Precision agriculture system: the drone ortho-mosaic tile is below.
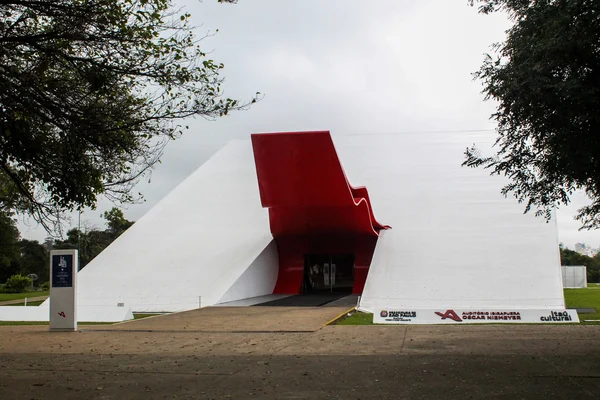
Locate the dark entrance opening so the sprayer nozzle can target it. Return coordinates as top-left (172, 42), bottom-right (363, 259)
top-left (302, 254), bottom-right (355, 294)
top-left (254, 253), bottom-right (357, 307)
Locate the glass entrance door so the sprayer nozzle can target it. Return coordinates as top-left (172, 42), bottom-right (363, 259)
top-left (303, 254), bottom-right (354, 293)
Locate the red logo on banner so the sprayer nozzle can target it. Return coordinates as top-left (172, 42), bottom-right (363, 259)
top-left (435, 310), bottom-right (462, 322)
top-left (58, 312), bottom-right (66, 318)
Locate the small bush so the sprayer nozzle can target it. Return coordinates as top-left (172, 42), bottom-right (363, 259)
top-left (40, 282), bottom-right (50, 290)
top-left (4, 274), bottom-right (33, 293)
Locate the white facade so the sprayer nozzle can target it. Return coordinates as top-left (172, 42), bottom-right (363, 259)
top-left (350, 133), bottom-right (564, 312)
top-left (73, 132), bottom-right (565, 313)
top-left (0, 304), bottom-right (133, 322)
top-left (76, 140), bottom-right (276, 312)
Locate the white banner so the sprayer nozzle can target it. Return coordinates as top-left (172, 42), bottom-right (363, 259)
top-left (373, 309), bottom-right (580, 324)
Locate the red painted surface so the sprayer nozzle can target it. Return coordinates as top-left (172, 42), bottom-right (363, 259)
top-left (251, 131), bottom-right (390, 294)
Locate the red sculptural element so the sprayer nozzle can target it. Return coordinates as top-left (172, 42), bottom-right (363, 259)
top-left (251, 131), bottom-right (390, 294)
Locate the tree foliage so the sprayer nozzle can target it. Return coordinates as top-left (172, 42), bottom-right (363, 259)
top-left (3, 274), bottom-right (33, 293)
top-left (560, 247), bottom-right (600, 283)
top-left (0, 206), bottom-right (132, 280)
top-left (0, 212), bottom-right (49, 283)
top-left (17, 239), bottom-right (49, 283)
top-left (54, 227), bottom-right (112, 268)
top-left (54, 207), bottom-right (134, 268)
top-left (465, 0), bottom-right (600, 228)
top-left (0, 0), bottom-right (257, 233)
top-left (102, 207), bottom-right (134, 236)
top-left (0, 212), bottom-right (20, 282)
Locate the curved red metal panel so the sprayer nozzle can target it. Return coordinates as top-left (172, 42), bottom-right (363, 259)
top-left (251, 131), bottom-right (390, 294)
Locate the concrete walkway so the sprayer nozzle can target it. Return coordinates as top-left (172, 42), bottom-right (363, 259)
top-left (1, 309), bottom-right (599, 399)
top-left (104, 306), bottom-right (351, 332)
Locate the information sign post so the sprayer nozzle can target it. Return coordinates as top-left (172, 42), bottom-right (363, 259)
top-left (49, 249), bottom-right (78, 331)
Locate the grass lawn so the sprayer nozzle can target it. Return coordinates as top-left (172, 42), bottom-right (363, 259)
top-left (564, 287), bottom-right (600, 321)
top-left (336, 311), bottom-right (373, 325)
top-left (336, 288), bottom-right (600, 325)
top-left (133, 313), bottom-right (163, 319)
top-left (0, 321), bottom-right (50, 326)
top-left (0, 291), bottom-right (49, 302)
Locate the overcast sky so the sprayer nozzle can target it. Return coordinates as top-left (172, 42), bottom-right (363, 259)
top-left (17, 0), bottom-right (600, 249)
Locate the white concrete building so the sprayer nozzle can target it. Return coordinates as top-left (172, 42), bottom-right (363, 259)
top-left (72, 131), bottom-right (567, 319)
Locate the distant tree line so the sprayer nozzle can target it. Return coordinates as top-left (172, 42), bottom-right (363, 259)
top-left (53, 208), bottom-right (133, 268)
top-left (560, 246), bottom-right (600, 283)
top-left (1, 207), bottom-right (597, 291)
top-left (0, 208), bottom-right (133, 292)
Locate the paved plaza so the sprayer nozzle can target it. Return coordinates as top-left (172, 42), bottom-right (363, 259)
top-left (1, 307), bottom-right (599, 399)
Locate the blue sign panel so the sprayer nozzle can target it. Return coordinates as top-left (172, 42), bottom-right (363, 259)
top-left (52, 254), bottom-right (73, 288)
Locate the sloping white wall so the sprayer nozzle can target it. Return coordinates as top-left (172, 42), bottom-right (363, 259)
top-left (76, 140), bottom-right (273, 312)
top-left (217, 239), bottom-right (279, 304)
top-left (331, 132), bottom-right (565, 312)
